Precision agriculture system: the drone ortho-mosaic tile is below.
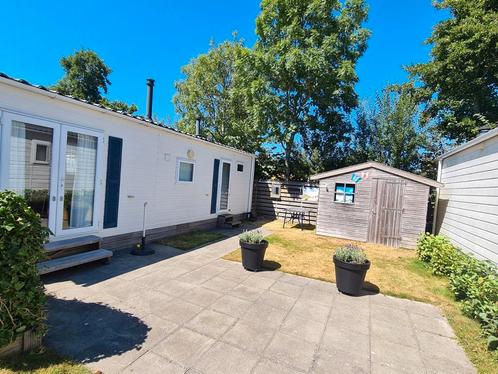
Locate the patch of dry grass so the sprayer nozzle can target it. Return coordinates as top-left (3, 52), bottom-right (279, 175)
top-left (223, 220), bottom-right (498, 373)
top-left (0, 347), bottom-right (89, 374)
top-left (157, 230), bottom-right (227, 250)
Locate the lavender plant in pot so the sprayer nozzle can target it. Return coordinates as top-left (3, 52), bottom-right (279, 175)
top-left (239, 230), bottom-right (268, 271)
top-left (333, 244), bottom-right (371, 296)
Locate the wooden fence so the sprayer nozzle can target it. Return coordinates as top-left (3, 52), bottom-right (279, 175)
top-left (252, 181), bottom-right (319, 224)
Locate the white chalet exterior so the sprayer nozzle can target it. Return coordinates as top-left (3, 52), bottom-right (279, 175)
top-left (435, 127), bottom-right (498, 264)
top-left (0, 73), bottom-right (255, 249)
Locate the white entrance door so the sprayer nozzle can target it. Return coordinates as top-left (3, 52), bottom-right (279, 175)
top-left (1, 112), bottom-right (102, 237)
top-left (218, 161), bottom-right (231, 212)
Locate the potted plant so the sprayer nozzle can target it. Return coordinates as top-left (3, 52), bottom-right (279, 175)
top-left (239, 230), bottom-right (268, 271)
top-left (333, 244), bottom-right (370, 296)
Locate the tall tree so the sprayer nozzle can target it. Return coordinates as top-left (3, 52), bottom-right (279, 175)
top-left (349, 86), bottom-right (428, 173)
top-left (53, 49), bottom-right (137, 114)
top-left (174, 39), bottom-right (265, 153)
top-left (407, 0), bottom-right (498, 143)
top-left (253, 0), bottom-right (370, 178)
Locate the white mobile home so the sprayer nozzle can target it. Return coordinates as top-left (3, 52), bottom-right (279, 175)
top-left (435, 127), bottom-right (498, 264)
top-left (0, 73), bottom-right (255, 251)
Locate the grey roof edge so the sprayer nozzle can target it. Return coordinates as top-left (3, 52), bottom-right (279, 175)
top-left (310, 161), bottom-right (443, 188)
top-left (0, 72), bottom-right (254, 157)
top-left (437, 127), bottom-right (498, 161)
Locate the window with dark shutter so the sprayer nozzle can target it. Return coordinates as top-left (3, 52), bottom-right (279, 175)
top-left (103, 137), bottom-right (123, 228)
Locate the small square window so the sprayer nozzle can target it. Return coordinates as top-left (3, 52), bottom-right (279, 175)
top-left (334, 183), bottom-right (355, 204)
top-left (31, 141), bottom-right (50, 164)
top-left (270, 182), bottom-right (281, 198)
top-left (177, 160), bottom-right (194, 182)
top-left (237, 164), bottom-right (244, 172)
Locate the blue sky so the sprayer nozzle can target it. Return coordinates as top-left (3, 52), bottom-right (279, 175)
top-left (0, 1), bottom-right (448, 123)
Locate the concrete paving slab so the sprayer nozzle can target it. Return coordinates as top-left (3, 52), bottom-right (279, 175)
top-left (314, 347), bottom-right (370, 374)
top-left (209, 294), bottom-right (253, 318)
top-left (252, 359), bottom-right (303, 374)
top-left (193, 341), bottom-right (259, 374)
top-left (257, 289), bottom-right (297, 311)
top-left (221, 319), bottom-right (277, 354)
top-left (152, 327), bottom-right (215, 367)
top-left (264, 332), bottom-right (317, 372)
top-left (185, 309), bottom-right (236, 339)
top-left (122, 351), bottom-right (185, 374)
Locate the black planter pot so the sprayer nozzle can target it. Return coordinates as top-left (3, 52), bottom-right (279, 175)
top-left (240, 240), bottom-right (268, 271)
top-left (333, 256), bottom-right (371, 296)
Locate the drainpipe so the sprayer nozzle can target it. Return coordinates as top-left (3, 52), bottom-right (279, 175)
top-left (432, 159), bottom-right (443, 234)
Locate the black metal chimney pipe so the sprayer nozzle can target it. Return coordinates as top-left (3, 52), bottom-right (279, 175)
top-left (146, 78), bottom-right (154, 121)
top-left (195, 117), bottom-right (202, 136)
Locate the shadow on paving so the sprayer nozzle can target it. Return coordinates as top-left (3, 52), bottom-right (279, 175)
top-left (44, 297), bottom-right (150, 364)
top-left (41, 220), bottom-right (266, 289)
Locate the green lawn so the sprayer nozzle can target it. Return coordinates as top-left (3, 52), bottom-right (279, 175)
top-left (157, 230), bottom-right (227, 250)
top-left (223, 220), bottom-right (498, 374)
top-left (0, 348), bottom-right (89, 374)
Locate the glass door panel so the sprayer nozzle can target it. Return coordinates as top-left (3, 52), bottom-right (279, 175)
top-left (219, 162), bottom-right (231, 211)
top-left (8, 121), bottom-right (54, 228)
top-left (61, 131), bottom-right (98, 230)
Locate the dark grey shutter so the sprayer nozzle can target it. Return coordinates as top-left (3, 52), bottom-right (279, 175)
top-left (210, 159), bottom-right (220, 214)
top-left (103, 136), bottom-right (123, 228)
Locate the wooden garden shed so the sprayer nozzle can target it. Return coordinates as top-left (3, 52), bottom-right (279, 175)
top-left (310, 162), bottom-right (442, 249)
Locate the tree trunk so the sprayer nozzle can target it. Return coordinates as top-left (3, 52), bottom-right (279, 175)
top-left (284, 132), bottom-right (297, 180)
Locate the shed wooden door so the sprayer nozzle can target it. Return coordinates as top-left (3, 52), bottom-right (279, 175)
top-left (368, 179), bottom-right (405, 247)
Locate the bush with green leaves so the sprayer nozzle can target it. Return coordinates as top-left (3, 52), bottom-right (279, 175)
top-left (417, 233), bottom-right (498, 350)
top-left (334, 244), bottom-right (368, 264)
top-left (239, 230), bottom-right (266, 244)
top-left (0, 191), bottom-right (49, 347)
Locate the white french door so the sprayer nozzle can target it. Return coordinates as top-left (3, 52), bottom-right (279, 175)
top-left (55, 126), bottom-right (102, 236)
top-left (1, 112), bottom-right (103, 237)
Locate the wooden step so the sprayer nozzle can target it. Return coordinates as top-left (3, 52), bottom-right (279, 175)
top-left (37, 249), bottom-right (112, 275)
top-left (231, 220), bottom-right (242, 227)
top-left (44, 235), bottom-right (101, 254)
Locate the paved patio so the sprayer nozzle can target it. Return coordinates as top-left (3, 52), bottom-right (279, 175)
top-left (43, 230), bottom-right (475, 374)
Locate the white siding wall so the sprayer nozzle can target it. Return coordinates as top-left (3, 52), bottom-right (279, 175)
top-left (438, 135), bottom-right (498, 264)
top-left (0, 82), bottom-right (254, 239)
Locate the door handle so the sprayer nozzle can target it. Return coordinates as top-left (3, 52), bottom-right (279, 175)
top-left (52, 196), bottom-right (56, 202)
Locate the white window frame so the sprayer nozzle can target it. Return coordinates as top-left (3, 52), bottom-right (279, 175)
top-left (176, 158), bottom-right (195, 183)
top-left (270, 182), bottom-right (281, 199)
top-left (334, 182), bottom-right (356, 204)
top-left (236, 162), bottom-right (244, 172)
top-left (30, 139), bottom-right (51, 164)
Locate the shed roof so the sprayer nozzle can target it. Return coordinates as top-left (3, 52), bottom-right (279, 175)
top-left (437, 127), bottom-right (498, 160)
top-left (310, 161), bottom-right (442, 187)
top-left (0, 72), bottom-right (253, 156)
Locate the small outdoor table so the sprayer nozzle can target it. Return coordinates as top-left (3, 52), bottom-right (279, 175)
top-left (282, 207), bottom-right (312, 230)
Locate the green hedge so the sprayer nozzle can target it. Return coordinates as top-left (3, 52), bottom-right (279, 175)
top-left (0, 191), bottom-right (50, 347)
top-left (417, 233), bottom-right (498, 350)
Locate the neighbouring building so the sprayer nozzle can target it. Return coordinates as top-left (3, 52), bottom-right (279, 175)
top-left (435, 127), bottom-right (498, 264)
top-left (311, 162), bottom-right (442, 249)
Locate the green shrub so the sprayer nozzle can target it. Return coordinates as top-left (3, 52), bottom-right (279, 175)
top-left (334, 244), bottom-right (368, 264)
top-left (417, 233), bottom-right (498, 350)
top-left (0, 191), bottom-right (50, 347)
top-left (239, 230), bottom-right (265, 244)
top-left (416, 233), bottom-right (457, 275)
